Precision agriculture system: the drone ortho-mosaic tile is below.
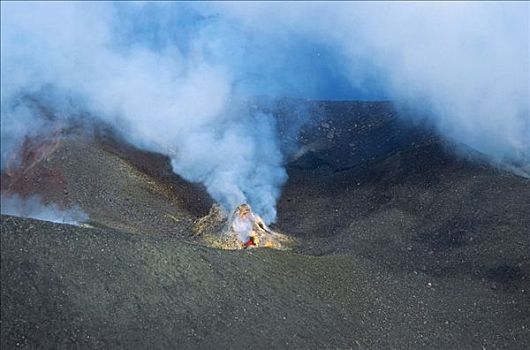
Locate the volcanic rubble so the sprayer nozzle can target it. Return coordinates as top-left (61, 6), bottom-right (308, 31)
top-left (1, 100), bottom-right (529, 349)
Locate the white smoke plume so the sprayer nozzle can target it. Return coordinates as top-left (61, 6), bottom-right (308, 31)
top-left (1, 2), bottom-right (528, 224)
top-left (1, 2), bottom-right (287, 222)
top-left (1, 194), bottom-right (89, 226)
top-left (213, 2), bottom-right (529, 173)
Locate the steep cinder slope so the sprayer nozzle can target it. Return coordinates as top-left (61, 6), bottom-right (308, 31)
top-left (1, 128), bottom-right (212, 236)
top-left (1, 100), bottom-right (529, 349)
top-left (2, 215), bottom-right (529, 349)
top-left (277, 101), bottom-right (530, 286)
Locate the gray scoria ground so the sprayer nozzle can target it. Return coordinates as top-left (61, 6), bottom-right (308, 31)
top-left (1, 100), bottom-right (529, 349)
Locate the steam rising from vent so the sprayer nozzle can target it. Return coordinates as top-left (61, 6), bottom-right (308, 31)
top-left (1, 195), bottom-right (88, 226)
top-left (1, 2), bottom-right (529, 222)
top-left (1, 2), bottom-right (289, 222)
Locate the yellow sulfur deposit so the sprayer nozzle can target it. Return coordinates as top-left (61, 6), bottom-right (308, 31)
top-left (193, 203), bottom-right (293, 250)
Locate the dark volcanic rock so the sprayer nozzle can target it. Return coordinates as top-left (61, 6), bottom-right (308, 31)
top-left (278, 100), bottom-right (436, 173)
top-left (277, 101), bottom-right (530, 284)
top-left (1, 100), bottom-right (529, 349)
top-left (2, 215), bottom-right (529, 349)
top-left (2, 130), bottom-right (212, 237)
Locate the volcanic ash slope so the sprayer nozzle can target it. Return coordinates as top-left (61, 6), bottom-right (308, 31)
top-left (1, 100), bottom-right (529, 349)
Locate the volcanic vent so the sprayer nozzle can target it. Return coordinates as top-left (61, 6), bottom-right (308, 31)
top-left (1, 99), bottom-right (529, 350)
top-left (193, 203), bottom-right (293, 250)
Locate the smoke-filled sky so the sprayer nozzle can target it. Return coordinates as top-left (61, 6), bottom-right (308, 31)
top-left (1, 2), bottom-right (529, 222)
